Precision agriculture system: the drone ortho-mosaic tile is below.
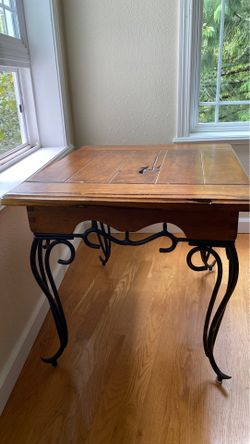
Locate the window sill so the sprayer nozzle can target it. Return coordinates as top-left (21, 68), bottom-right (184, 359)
top-left (173, 131), bottom-right (250, 143)
top-left (0, 145), bottom-right (73, 211)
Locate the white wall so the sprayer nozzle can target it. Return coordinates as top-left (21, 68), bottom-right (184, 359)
top-left (62, 0), bottom-right (178, 146)
top-left (0, 207), bottom-right (47, 414)
top-left (62, 1), bottom-right (249, 168)
top-left (0, 208), bottom-right (41, 370)
top-left (62, 0), bottom-right (249, 228)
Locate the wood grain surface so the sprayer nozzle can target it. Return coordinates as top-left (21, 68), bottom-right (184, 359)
top-left (26, 205), bottom-right (240, 240)
top-left (1, 144), bottom-right (249, 208)
top-left (0, 235), bottom-right (249, 444)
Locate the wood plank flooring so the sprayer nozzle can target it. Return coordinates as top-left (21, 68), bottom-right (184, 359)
top-left (0, 234), bottom-right (249, 444)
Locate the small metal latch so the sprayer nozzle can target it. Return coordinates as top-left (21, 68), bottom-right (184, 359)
top-left (139, 166), bottom-right (149, 174)
top-left (139, 165), bottom-right (160, 174)
top-left (139, 153), bottom-right (160, 175)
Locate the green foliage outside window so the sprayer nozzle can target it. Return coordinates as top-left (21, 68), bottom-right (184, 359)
top-left (199, 0), bottom-right (250, 123)
top-left (0, 71), bottom-right (22, 157)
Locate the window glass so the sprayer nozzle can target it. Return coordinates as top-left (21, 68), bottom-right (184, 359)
top-left (198, 0), bottom-right (250, 124)
top-left (199, 0), bottom-right (219, 105)
top-left (199, 105), bottom-right (215, 123)
top-left (0, 7), bottom-right (7, 34)
top-left (219, 104), bottom-right (250, 122)
top-left (0, 70), bottom-right (23, 157)
top-left (219, 2), bottom-right (249, 104)
top-left (0, 0), bottom-right (20, 38)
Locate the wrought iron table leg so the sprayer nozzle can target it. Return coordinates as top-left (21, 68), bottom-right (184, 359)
top-left (200, 249), bottom-right (216, 271)
top-left (92, 221), bottom-right (111, 266)
top-left (30, 236), bottom-right (75, 367)
top-left (187, 242), bottom-right (239, 382)
top-left (30, 224), bottom-right (240, 381)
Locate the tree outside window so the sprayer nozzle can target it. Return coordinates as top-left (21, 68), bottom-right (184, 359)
top-left (199, 0), bottom-right (249, 124)
top-left (0, 70), bottom-right (22, 157)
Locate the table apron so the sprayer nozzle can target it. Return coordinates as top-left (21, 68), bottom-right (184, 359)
top-left (27, 205), bottom-right (239, 241)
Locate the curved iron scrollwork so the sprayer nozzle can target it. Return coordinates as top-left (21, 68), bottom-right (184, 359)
top-left (187, 243), bottom-right (239, 383)
top-left (30, 222), bottom-right (239, 382)
top-left (90, 221), bottom-right (112, 265)
top-left (83, 221), bottom-right (179, 263)
top-left (30, 236), bottom-right (75, 366)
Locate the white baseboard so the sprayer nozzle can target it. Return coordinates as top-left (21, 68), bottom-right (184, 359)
top-left (238, 215), bottom-right (250, 233)
top-left (0, 222), bottom-right (86, 415)
top-left (0, 297), bottom-right (49, 415)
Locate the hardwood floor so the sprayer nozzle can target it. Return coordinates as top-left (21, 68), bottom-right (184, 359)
top-left (0, 234), bottom-right (249, 444)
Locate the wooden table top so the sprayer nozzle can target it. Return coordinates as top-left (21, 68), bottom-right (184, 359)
top-left (1, 144), bottom-right (249, 209)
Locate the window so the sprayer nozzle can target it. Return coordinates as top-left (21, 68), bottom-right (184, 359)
top-left (0, 69), bottom-right (26, 158)
top-left (0, 0), bottom-right (20, 38)
top-left (0, 0), bottom-right (39, 171)
top-left (176, 0), bottom-right (250, 141)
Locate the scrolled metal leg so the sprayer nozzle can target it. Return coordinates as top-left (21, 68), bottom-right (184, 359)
top-left (159, 223), bottom-right (178, 253)
top-left (30, 224), bottom-right (240, 379)
top-left (92, 221), bottom-right (111, 266)
top-left (187, 243), bottom-right (239, 382)
top-left (30, 236), bottom-right (75, 366)
top-left (200, 248), bottom-right (216, 271)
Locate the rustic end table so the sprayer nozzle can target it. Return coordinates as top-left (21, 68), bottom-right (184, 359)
top-left (2, 144), bottom-right (249, 383)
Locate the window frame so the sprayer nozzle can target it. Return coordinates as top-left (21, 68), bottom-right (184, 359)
top-left (0, 0), bottom-right (20, 38)
top-left (0, 0), bottom-right (40, 170)
top-left (0, 0), bottom-right (73, 194)
top-left (175, 0), bottom-right (250, 142)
